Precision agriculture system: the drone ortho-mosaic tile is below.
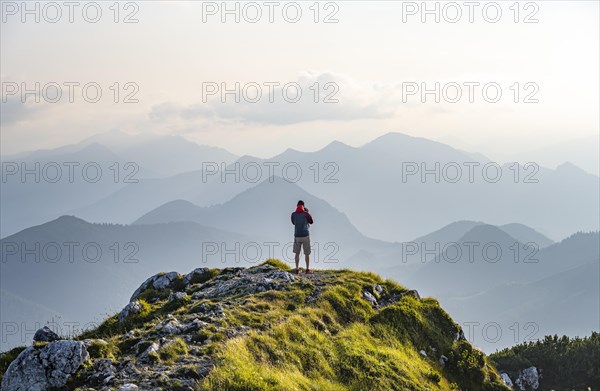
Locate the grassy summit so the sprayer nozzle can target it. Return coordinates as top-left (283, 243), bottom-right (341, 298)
top-left (2, 260), bottom-right (509, 390)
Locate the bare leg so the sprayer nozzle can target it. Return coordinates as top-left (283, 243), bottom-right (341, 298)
top-left (295, 252), bottom-right (300, 273)
top-left (305, 254), bottom-right (310, 272)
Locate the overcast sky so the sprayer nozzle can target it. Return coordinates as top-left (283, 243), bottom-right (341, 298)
top-left (1, 1), bottom-right (598, 169)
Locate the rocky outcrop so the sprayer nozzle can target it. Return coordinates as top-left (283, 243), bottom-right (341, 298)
top-left (130, 271), bottom-right (181, 302)
top-left (183, 267), bottom-right (210, 285)
top-left (155, 315), bottom-right (184, 335)
top-left (1, 340), bottom-right (89, 391)
top-left (137, 342), bottom-right (160, 362)
top-left (362, 290), bottom-right (378, 306)
top-left (500, 366), bottom-right (539, 391)
top-left (168, 291), bottom-right (188, 302)
top-left (191, 267), bottom-right (296, 300)
top-left (500, 372), bottom-right (513, 387)
top-left (32, 326), bottom-right (60, 343)
top-left (515, 366), bottom-right (539, 390)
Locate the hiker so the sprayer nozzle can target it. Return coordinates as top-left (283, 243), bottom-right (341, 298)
top-left (291, 200), bottom-right (314, 274)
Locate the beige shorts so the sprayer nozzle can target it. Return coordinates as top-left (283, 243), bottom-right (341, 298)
top-left (293, 236), bottom-right (311, 255)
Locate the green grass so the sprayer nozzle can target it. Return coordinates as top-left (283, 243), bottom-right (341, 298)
top-left (86, 339), bottom-right (119, 360)
top-left (261, 258), bottom-right (292, 271)
top-left (159, 337), bottom-right (188, 363)
top-left (202, 268), bottom-right (509, 391)
top-left (188, 268), bottom-right (221, 285)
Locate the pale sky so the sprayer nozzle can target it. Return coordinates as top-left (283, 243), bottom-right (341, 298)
top-left (1, 1), bottom-right (599, 169)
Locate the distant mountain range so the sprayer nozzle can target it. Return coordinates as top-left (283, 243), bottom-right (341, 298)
top-left (444, 260), bottom-right (599, 353)
top-left (1, 132), bottom-right (237, 237)
top-left (4, 131), bottom-right (238, 178)
top-left (411, 221), bottom-right (554, 251)
top-left (3, 132), bottom-right (598, 241)
top-left (405, 227), bottom-right (598, 296)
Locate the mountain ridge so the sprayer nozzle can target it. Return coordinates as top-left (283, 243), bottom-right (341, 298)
top-left (0, 260), bottom-right (510, 391)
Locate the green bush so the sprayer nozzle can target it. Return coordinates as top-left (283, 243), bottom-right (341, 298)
top-left (490, 332), bottom-right (600, 391)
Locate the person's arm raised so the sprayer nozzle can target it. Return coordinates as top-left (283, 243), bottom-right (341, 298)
top-left (306, 212), bottom-right (314, 224)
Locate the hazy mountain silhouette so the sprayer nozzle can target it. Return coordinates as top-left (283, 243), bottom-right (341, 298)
top-left (7, 132), bottom-right (597, 242)
top-left (7, 131), bottom-right (238, 178)
top-left (498, 223), bottom-right (554, 248)
top-left (412, 220), bottom-right (485, 243)
top-left (410, 221), bottom-right (553, 250)
top-left (532, 231), bottom-right (600, 278)
top-left (405, 225), bottom-right (530, 295)
top-left (191, 132), bottom-right (598, 241)
top-left (1, 134), bottom-right (237, 237)
top-left (99, 133), bottom-right (238, 178)
top-left (70, 170), bottom-right (212, 225)
top-left (1, 143), bottom-right (130, 237)
top-left (443, 260), bottom-right (600, 352)
top-left (404, 227), bottom-right (599, 297)
top-left (508, 134), bottom-right (600, 176)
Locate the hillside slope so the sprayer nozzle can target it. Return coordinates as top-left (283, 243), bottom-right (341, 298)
top-left (1, 260), bottom-right (509, 391)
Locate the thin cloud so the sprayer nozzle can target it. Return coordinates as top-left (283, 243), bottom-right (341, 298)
top-left (148, 72), bottom-right (397, 126)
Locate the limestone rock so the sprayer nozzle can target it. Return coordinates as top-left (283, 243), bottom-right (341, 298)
top-left (155, 316), bottom-right (184, 335)
top-left (119, 384), bottom-right (139, 391)
top-left (500, 373), bottom-right (513, 387)
top-left (119, 300), bottom-right (143, 323)
top-left (183, 267), bottom-right (210, 284)
top-left (130, 271), bottom-right (180, 302)
top-left (439, 355), bottom-right (448, 367)
top-left (1, 340), bottom-right (89, 391)
top-left (362, 290), bottom-right (378, 306)
top-left (168, 291), bottom-right (188, 302)
top-left (515, 366), bottom-right (539, 390)
top-left (33, 326), bottom-right (60, 343)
